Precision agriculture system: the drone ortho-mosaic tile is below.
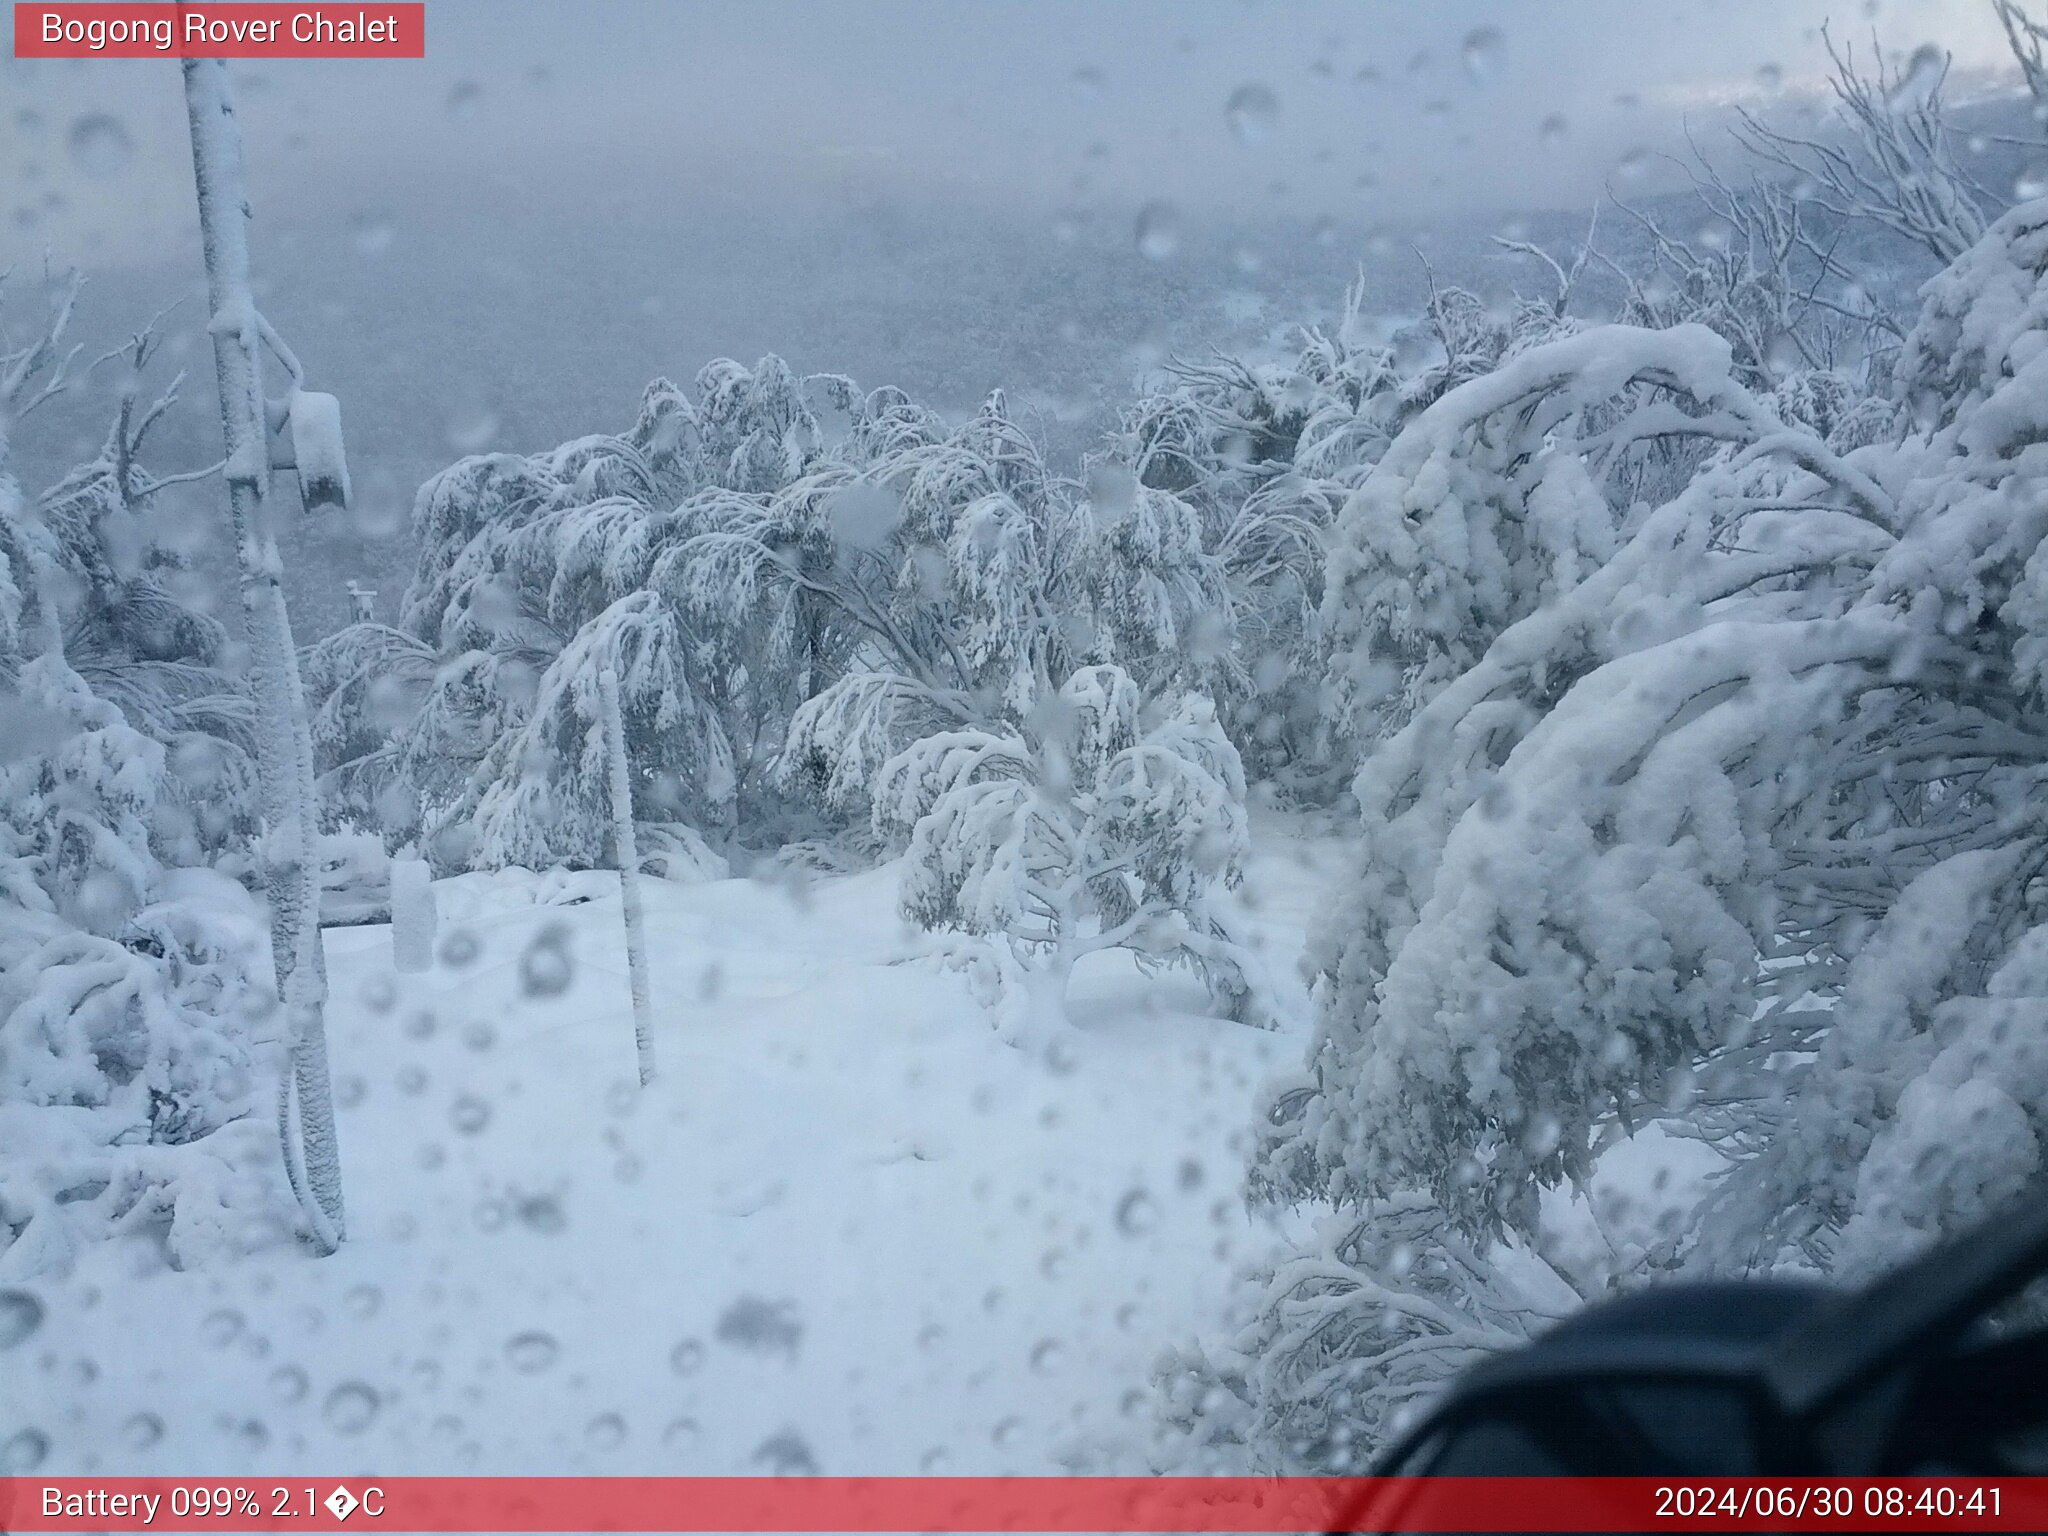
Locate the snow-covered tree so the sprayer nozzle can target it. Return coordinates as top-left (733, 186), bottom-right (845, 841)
top-left (1158, 1196), bottom-right (1571, 1472)
top-left (0, 656), bottom-right (282, 1278)
top-left (704, 389), bottom-right (1240, 822)
top-left (1, 279), bottom-right (285, 1277)
top-left (1214, 198), bottom-right (2048, 1468)
top-left (1319, 322), bottom-right (1802, 743)
top-left (874, 664), bottom-right (1278, 1043)
top-left (309, 359), bottom-right (862, 865)
top-left (1590, 161), bottom-right (1901, 397)
top-left (461, 590), bottom-right (734, 872)
top-left (1111, 272), bottom-right (1580, 793)
top-left (1266, 329), bottom-right (1896, 1234)
top-left (1732, 26), bottom-right (1995, 267)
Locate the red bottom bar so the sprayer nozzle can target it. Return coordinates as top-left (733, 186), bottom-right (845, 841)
top-left (2, 1477), bottom-right (2044, 1533)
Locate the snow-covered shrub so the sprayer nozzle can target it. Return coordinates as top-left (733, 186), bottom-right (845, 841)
top-left (314, 361), bottom-right (1092, 869)
top-left (1319, 323), bottom-right (1801, 744)
top-left (1112, 274), bottom-right (1577, 793)
top-left (875, 664), bottom-right (1279, 1044)
top-left (309, 362), bottom-right (831, 863)
top-left (0, 291), bottom-right (287, 1277)
top-left (1263, 322), bottom-right (1894, 1237)
top-left (466, 591), bottom-right (735, 869)
top-left (700, 390), bottom-right (1244, 825)
top-left (1216, 201), bottom-right (2048, 1469)
top-left (329, 350), bottom-right (1336, 878)
top-left (1731, 25), bottom-right (1994, 268)
top-left (1158, 1197), bottom-right (1571, 1472)
top-left (14, 329), bottom-right (257, 818)
top-left (0, 666), bottom-right (283, 1277)
top-left (1596, 163), bottom-right (1900, 397)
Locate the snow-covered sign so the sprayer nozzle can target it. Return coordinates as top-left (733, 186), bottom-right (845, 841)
top-left (287, 388), bottom-right (351, 511)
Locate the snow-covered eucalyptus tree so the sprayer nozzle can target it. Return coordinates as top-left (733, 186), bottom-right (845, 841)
top-left (1731, 27), bottom-right (1994, 267)
top-left (1, 279), bottom-right (282, 1278)
top-left (308, 359), bottom-right (853, 866)
top-left (1199, 198), bottom-right (2048, 1471)
top-left (871, 663), bottom-right (1277, 1043)
top-left (700, 390), bottom-right (1239, 823)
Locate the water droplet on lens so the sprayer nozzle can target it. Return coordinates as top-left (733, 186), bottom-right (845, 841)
top-left (751, 1429), bottom-right (818, 1475)
top-left (1460, 27), bottom-right (1502, 84)
top-left (1134, 201), bottom-right (1181, 260)
top-left (446, 80), bottom-right (482, 119)
top-left (1223, 83), bottom-right (1278, 144)
top-left (122, 1412), bottom-right (164, 1450)
top-left (350, 212), bottom-right (394, 256)
top-left (662, 1416), bottom-right (701, 1448)
top-left (1115, 1187), bottom-right (1160, 1236)
top-left (438, 928), bottom-right (481, 967)
top-left (669, 1338), bottom-right (705, 1376)
top-left (505, 1331), bottom-right (558, 1372)
top-left (67, 114), bottom-right (133, 177)
top-left (585, 1412), bottom-right (627, 1450)
top-left (270, 1365), bottom-right (309, 1403)
top-left (1887, 44), bottom-right (1942, 112)
top-left (2, 1428), bottom-right (49, 1472)
top-left (514, 1191), bottom-right (566, 1233)
top-left (445, 407), bottom-right (499, 454)
top-left (0, 1289), bottom-right (46, 1349)
top-left (450, 1095), bottom-right (491, 1135)
top-left (715, 1295), bottom-right (802, 1356)
top-left (518, 922), bottom-right (574, 997)
top-left (322, 1382), bottom-right (379, 1434)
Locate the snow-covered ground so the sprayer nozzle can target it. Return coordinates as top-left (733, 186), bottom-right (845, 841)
top-left (9, 815), bottom-right (1346, 1477)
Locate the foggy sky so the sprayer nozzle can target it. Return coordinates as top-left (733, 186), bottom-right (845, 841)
top-left (3, 0), bottom-right (2025, 641)
top-left (2, 0), bottom-right (2024, 268)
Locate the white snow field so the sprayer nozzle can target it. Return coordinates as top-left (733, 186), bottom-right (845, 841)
top-left (9, 816), bottom-right (1345, 1477)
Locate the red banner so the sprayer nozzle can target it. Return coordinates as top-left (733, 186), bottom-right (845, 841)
top-left (12, 4), bottom-right (425, 58)
top-left (1, 1477), bottom-right (2044, 1532)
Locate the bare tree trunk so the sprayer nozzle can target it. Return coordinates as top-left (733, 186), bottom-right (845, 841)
top-left (182, 58), bottom-right (344, 1250)
top-left (599, 667), bottom-right (657, 1086)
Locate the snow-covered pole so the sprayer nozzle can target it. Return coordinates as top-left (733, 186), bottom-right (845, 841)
top-left (598, 666), bottom-right (657, 1086)
top-left (389, 856), bottom-right (437, 973)
top-left (181, 57), bottom-right (344, 1250)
